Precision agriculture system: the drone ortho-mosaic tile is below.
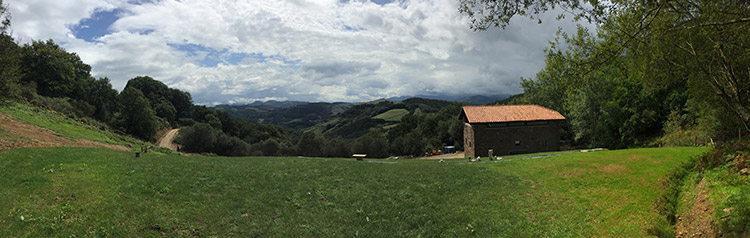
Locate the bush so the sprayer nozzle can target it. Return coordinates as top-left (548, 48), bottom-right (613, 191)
top-left (695, 141), bottom-right (750, 172)
top-left (32, 96), bottom-right (75, 116)
top-left (694, 141), bottom-right (750, 236)
top-left (352, 133), bottom-right (389, 158)
top-left (180, 123), bottom-right (218, 153)
top-left (721, 185), bottom-right (750, 236)
top-left (179, 123), bottom-right (252, 156)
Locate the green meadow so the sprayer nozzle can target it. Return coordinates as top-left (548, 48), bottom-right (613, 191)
top-left (0, 146), bottom-right (706, 237)
top-left (372, 108), bottom-right (409, 122)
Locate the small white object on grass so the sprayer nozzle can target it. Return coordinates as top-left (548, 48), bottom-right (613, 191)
top-left (498, 157), bottom-right (503, 160)
top-left (439, 159), bottom-right (444, 163)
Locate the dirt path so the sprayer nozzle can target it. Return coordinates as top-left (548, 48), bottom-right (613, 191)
top-left (418, 152), bottom-right (465, 160)
top-left (0, 113), bottom-right (129, 151)
top-left (156, 128), bottom-right (179, 150)
top-left (675, 178), bottom-right (716, 237)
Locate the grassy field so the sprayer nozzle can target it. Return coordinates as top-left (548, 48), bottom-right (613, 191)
top-left (0, 103), bottom-right (143, 148)
top-left (372, 109), bottom-right (409, 122)
top-left (0, 147), bottom-right (706, 237)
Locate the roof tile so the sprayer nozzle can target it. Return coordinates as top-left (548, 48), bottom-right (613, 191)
top-left (461, 105), bottom-right (565, 123)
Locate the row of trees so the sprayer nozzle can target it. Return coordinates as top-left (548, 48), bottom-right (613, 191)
top-left (468, 0), bottom-right (750, 148)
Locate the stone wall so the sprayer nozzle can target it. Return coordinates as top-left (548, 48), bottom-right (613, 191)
top-left (463, 122), bottom-right (475, 158)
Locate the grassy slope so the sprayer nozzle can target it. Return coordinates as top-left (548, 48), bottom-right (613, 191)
top-left (0, 147), bottom-right (706, 237)
top-left (372, 109), bottom-right (409, 122)
top-left (0, 102), bottom-right (143, 148)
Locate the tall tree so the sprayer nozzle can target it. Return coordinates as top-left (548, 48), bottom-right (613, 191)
top-left (87, 77), bottom-right (119, 122)
top-left (119, 87), bottom-right (157, 140)
top-left (124, 76), bottom-right (178, 123)
top-left (461, 0), bottom-right (750, 131)
top-left (20, 40), bottom-right (92, 98)
top-left (0, 0), bottom-right (20, 102)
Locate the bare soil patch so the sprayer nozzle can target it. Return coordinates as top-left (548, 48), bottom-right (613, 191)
top-left (417, 152), bottom-right (465, 160)
top-left (675, 178), bottom-right (716, 238)
top-left (156, 128), bottom-right (179, 150)
top-left (0, 113), bottom-right (128, 151)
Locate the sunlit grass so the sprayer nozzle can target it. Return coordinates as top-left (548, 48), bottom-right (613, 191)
top-left (0, 102), bottom-right (143, 147)
top-left (0, 147), bottom-right (706, 236)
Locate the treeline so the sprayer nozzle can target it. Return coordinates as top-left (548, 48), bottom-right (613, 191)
top-left (488, 1), bottom-right (750, 149)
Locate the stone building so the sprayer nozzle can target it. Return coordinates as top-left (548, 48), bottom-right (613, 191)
top-left (460, 105), bottom-right (565, 157)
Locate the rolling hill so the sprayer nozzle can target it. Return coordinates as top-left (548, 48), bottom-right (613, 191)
top-left (216, 97), bottom-right (458, 138)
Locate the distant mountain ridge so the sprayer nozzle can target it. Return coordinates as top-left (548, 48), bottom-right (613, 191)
top-left (387, 94), bottom-right (511, 105)
top-left (245, 100), bottom-right (309, 109)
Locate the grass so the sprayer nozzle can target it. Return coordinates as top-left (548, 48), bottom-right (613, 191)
top-left (0, 102), bottom-right (143, 148)
top-left (0, 146), bottom-right (707, 236)
top-left (372, 109), bottom-right (409, 122)
top-left (686, 143), bottom-right (750, 236)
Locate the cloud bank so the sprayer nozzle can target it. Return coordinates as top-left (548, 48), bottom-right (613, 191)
top-left (7, 0), bottom-right (580, 104)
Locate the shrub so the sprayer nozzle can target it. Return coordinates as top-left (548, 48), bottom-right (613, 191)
top-left (721, 185), bottom-right (750, 236)
top-left (32, 96), bottom-right (75, 116)
top-left (180, 123), bottom-right (218, 153)
top-left (695, 141), bottom-right (750, 172)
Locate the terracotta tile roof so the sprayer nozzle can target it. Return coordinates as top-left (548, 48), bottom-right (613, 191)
top-left (460, 105), bottom-right (565, 123)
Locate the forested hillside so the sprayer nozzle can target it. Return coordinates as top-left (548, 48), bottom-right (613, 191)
top-left (215, 102), bottom-right (353, 130)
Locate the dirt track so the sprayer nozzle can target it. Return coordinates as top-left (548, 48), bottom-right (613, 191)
top-left (156, 128), bottom-right (179, 150)
top-left (418, 152), bottom-right (465, 160)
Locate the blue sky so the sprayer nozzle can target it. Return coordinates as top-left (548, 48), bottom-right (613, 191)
top-left (7, 0), bottom-right (582, 105)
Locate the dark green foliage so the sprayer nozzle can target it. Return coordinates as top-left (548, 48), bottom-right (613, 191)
top-left (170, 88), bottom-right (193, 119)
top-left (257, 138), bottom-right (281, 156)
top-left (32, 96), bottom-right (76, 116)
top-left (0, 33), bottom-right (20, 103)
top-left (179, 123), bottom-right (252, 156)
top-left (20, 40), bottom-right (91, 98)
top-left (352, 130), bottom-right (390, 158)
top-left (86, 77), bottom-right (119, 123)
top-left (124, 76), bottom-right (182, 124)
top-left (214, 133), bottom-right (251, 156)
top-left (119, 87), bottom-right (157, 140)
top-left (722, 186), bottom-right (750, 236)
top-left (463, 0), bottom-right (750, 147)
top-left (324, 137), bottom-right (352, 158)
top-left (296, 132), bottom-right (326, 157)
top-left (179, 123), bottom-right (218, 153)
top-left (125, 76), bottom-right (171, 105)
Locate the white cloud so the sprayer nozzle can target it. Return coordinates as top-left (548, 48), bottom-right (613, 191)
top-left (6, 0), bottom-right (583, 104)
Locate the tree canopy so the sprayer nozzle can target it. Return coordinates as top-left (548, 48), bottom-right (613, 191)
top-left (470, 0), bottom-right (750, 146)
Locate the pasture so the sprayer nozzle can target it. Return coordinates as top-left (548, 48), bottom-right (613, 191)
top-left (0, 147), bottom-right (706, 236)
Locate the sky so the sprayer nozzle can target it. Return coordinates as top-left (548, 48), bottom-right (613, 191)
top-left (6, 0), bottom-right (582, 105)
